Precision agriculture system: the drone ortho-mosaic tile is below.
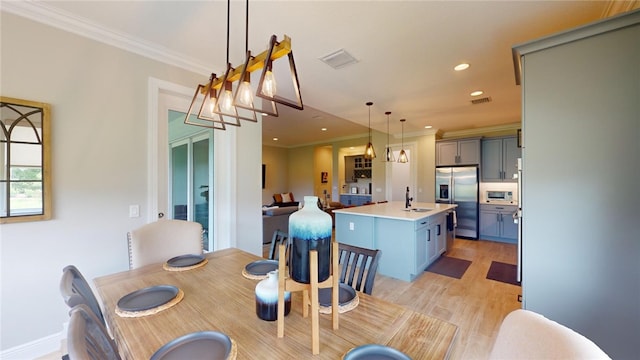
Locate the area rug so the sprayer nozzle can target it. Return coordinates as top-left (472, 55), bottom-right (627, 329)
top-left (426, 256), bottom-right (472, 279)
top-left (486, 261), bottom-right (521, 286)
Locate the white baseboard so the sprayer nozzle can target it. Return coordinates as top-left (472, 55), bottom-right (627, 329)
top-left (1, 327), bottom-right (65, 360)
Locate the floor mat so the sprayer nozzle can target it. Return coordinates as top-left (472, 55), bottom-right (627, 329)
top-left (425, 256), bottom-right (472, 279)
top-left (486, 261), bottom-right (521, 286)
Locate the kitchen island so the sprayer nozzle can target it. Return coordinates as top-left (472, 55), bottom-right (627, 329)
top-left (334, 201), bottom-right (457, 282)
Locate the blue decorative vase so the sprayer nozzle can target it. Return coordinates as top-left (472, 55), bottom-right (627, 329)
top-left (288, 196), bottom-right (332, 284)
top-left (255, 270), bottom-right (291, 321)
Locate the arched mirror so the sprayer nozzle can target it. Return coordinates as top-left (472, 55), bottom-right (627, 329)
top-left (0, 97), bottom-right (51, 223)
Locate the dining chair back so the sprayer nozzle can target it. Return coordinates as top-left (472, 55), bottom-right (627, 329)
top-left (268, 230), bottom-right (289, 260)
top-left (337, 243), bottom-right (381, 295)
top-left (60, 265), bottom-right (105, 327)
top-left (67, 304), bottom-right (121, 360)
top-left (127, 219), bottom-right (203, 269)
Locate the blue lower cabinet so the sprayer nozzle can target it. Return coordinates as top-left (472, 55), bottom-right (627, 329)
top-left (339, 194), bottom-right (372, 206)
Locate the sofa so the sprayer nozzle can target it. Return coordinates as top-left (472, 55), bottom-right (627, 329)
top-left (262, 206), bottom-right (298, 244)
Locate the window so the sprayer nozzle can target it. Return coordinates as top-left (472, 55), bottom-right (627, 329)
top-left (1, 97), bottom-right (51, 223)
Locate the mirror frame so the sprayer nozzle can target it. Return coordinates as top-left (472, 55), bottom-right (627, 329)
top-left (0, 96), bottom-right (52, 224)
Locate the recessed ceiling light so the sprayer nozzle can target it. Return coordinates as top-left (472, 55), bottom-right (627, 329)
top-left (349, 147), bottom-right (355, 150)
top-left (272, 137), bottom-right (279, 141)
top-left (321, 128), bottom-right (327, 131)
top-left (454, 63), bottom-right (470, 71)
top-left (470, 90), bottom-right (484, 96)
top-left (424, 125), bottom-right (433, 129)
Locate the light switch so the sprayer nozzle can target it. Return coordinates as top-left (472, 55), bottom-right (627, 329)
top-left (349, 222), bottom-right (354, 230)
top-left (129, 205), bottom-right (140, 218)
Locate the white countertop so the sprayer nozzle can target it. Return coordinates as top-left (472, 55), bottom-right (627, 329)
top-left (333, 201), bottom-right (457, 221)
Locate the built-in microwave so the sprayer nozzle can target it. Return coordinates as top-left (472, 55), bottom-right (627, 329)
top-left (486, 190), bottom-right (513, 203)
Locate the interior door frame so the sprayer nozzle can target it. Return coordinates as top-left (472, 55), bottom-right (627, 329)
top-left (147, 77), bottom-right (235, 251)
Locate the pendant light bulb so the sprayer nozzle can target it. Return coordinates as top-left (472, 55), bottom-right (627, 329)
top-left (364, 102), bottom-right (376, 160)
top-left (219, 81), bottom-right (234, 113)
top-left (262, 69), bottom-right (277, 97)
top-left (208, 91), bottom-right (216, 115)
top-left (237, 78), bottom-right (253, 107)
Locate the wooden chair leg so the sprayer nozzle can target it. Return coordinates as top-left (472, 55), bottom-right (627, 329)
top-left (310, 250), bottom-right (319, 355)
top-left (277, 244), bottom-right (286, 338)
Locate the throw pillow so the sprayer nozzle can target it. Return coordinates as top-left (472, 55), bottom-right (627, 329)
top-left (281, 192), bottom-right (292, 202)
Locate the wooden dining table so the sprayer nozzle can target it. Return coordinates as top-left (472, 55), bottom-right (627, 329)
top-left (94, 248), bottom-right (458, 359)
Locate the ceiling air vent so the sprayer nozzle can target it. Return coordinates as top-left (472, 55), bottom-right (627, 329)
top-left (471, 97), bottom-right (492, 105)
top-left (319, 49), bottom-right (358, 69)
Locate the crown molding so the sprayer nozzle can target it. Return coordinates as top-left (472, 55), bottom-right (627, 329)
top-left (438, 123), bottom-right (521, 139)
top-left (1, 1), bottom-right (210, 76)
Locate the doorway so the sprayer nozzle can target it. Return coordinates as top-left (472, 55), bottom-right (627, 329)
top-left (387, 143), bottom-right (417, 203)
top-left (168, 115), bottom-right (214, 251)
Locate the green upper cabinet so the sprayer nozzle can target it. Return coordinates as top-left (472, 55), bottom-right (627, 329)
top-left (436, 138), bottom-right (481, 166)
top-left (481, 136), bottom-right (520, 182)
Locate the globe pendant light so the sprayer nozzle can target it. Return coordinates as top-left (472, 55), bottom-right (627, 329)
top-left (363, 102), bottom-right (376, 160)
top-left (398, 118), bottom-right (408, 163)
top-left (384, 111), bottom-right (395, 162)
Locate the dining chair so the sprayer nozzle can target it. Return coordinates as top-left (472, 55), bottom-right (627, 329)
top-left (489, 309), bottom-right (611, 359)
top-left (127, 219), bottom-right (203, 269)
top-left (60, 265), bottom-right (105, 327)
top-left (268, 229), bottom-right (289, 260)
top-left (67, 304), bottom-right (121, 360)
top-left (337, 243), bottom-right (381, 295)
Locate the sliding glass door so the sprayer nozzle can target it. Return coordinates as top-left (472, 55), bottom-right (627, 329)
top-left (169, 111), bottom-right (214, 251)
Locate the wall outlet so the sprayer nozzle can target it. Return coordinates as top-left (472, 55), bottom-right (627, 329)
top-left (349, 222), bottom-right (354, 230)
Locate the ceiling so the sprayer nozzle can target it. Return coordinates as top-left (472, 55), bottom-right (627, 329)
top-left (4, 1), bottom-right (629, 147)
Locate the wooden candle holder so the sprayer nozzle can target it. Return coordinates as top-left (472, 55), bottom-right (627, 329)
top-left (277, 241), bottom-right (339, 355)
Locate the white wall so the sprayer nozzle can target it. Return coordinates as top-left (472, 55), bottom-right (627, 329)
top-left (0, 13), bottom-right (261, 355)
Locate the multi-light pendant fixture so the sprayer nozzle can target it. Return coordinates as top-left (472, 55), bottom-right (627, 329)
top-left (185, 0), bottom-right (303, 130)
top-left (363, 102), bottom-right (376, 160)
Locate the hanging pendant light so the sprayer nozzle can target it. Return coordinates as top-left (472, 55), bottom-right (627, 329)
top-left (363, 102), bottom-right (376, 160)
top-left (184, 0), bottom-right (301, 130)
top-left (212, 0), bottom-right (255, 123)
top-left (398, 118), bottom-right (409, 163)
top-left (257, 35), bottom-right (304, 110)
top-left (384, 111), bottom-right (395, 162)
top-left (184, 82), bottom-right (226, 130)
top-left (233, 0), bottom-right (278, 117)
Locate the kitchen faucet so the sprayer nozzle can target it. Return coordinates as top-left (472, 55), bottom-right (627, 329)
top-left (405, 186), bottom-right (413, 209)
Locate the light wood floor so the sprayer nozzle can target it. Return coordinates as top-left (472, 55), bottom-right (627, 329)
top-left (372, 238), bottom-right (522, 360)
top-left (41, 237), bottom-right (520, 360)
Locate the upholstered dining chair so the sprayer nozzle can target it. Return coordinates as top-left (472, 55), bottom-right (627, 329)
top-left (489, 309), bottom-right (611, 359)
top-left (268, 230), bottom-right (289, 261)
top-left (337, 243), bottom-right (381, 295)
top-left (60, 265), bottom-right (106, 327)
top-left (67, 304), bottom-right (121, 360)
top-left (127, 219), bottom-right (203, 269)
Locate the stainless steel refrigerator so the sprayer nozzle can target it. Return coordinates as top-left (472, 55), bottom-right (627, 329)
top-left (435, 166), bottom-right (479, 239)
